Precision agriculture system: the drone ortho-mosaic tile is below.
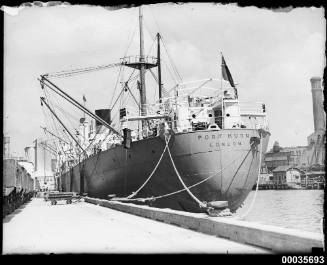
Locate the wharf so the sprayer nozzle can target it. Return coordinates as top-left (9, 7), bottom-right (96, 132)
top-left (3, 198), bottom-right (271, 254)
top-left (253, 181), bottom-right (325, 190)
top-left (85, 197), bottom-right (323, 253)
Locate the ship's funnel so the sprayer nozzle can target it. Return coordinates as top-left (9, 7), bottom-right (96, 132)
top-left (310, 77), bottom-right (325, 132)
top-left (95, 109), bottom-right (111, 127)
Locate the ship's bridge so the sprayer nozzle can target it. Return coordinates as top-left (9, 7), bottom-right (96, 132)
top-left (121, 55), bottom-right (158, 70)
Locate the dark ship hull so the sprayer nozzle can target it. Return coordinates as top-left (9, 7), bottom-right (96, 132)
top-left (60, 128), bottom-right (270, 213)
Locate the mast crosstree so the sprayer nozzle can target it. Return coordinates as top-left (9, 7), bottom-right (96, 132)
top-left (121, 6), bottom-right (163, 129)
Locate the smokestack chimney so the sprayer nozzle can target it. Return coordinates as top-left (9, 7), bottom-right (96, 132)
top-left (310, 77), bottom-right (325, 132)
top-left (3, 136), bottom-right (10, 158)
top-left (34, 139), bottom-right (38, 171)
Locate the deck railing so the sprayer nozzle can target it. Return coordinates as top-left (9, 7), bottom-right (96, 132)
top-left (239, 101), bottom-right (266, 115)
top-left (121, 55), bottom-right (158, 65)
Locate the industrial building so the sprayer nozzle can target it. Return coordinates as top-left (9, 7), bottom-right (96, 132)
top-left (259, 77), bottom-right (325, 189)
top-left (264, 141), bottom-right (292, 172)
top-left (3, 136), bottom-right (57, 192)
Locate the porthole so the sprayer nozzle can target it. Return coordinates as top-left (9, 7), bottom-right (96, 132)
top-left (226, 113), bottom-right (230, 117)
top-left (192, 114), bottom-right (196, 118)
top-left (208, 114), bottom-right (213, 117)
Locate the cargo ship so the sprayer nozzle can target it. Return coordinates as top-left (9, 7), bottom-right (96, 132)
top-left (38, 6), bottom-right (270, 214)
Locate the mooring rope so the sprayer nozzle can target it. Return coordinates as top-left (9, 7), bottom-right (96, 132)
top-left (126, 135), bottom-right (171, 199)
top-left (117, 139), bottom-right (256, 204)
top-left (239, 135), bottom-right (263, 220)
top-left (223, 148), bottom-right (253, 196)
top-left (150, 140), bottom-right (254, 202)
top-left (113, 133), bottom-right (263, 217)
top-left (165, 136), bottom-right (207, 209)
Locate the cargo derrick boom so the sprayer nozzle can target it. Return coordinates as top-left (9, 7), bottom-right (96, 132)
top-left (39, 76), bottom-right (123, 138)
top-left (40, 97), bottom-right (85, 155)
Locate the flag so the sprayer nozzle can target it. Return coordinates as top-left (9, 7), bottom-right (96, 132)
top-left (221, 54), bottom-right (238, 99)
top-left (221, 55), bottom-right (235, 88)
top-left (83, 94), bottom-right (86, 102)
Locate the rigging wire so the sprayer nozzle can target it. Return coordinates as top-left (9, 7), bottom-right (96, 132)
top-left (40, 96), bottom-right (68, 162)
top-left (162, 58), bottom-right (179, 86)
top-left (43, 127), bottom-right (67, 161)
top-left (40, 6), bottom-right (184, 158)
top-left (161, 37), bottom-right (183, 83)
top-left (42, 88), bottom-right (77, 154)
top-left (45, 63), bottom-right (122, 79)
top-left (42, 76), bottom-right (122, 137)
top-left (82, 74), bottom-right (138, 153)
top-left (47, 87), bottom-right (81, 130)
top-left (143, 9), bottom-right (175, 101)
top-left (41, 108), bottom-right (57, 152)
top-left (52, 92), bottom-right (81, 124)
top-left (42, 128), bottom-right (58, 154)
top-left (42, 20), bottom-right (137, 145)
top-left (148, 68), bottom-right (158, 100)
top-left (43, 89), bottom-right (67, 143)
top-left (42, 17), bottom-right (137, 147)
top-left (53, 102), bottom-right (80, 123)
top-left (40, 16), bottom-right (139, 154)
top-left (109, 64), bottom-right (124, 108)
top-left (109, 14), bottom-right (138, 108)
top-left (123, 15), bottom-right (139, 58)
top-left (111, 68), bottom-right (136, 110)
top-left (148, 5), bottom-right (183, 84)
top-left (144, 33), bottom-right (156, 58)
top-left (109, 17), bottom-right (137, 108)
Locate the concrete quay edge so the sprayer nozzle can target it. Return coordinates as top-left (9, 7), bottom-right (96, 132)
top-left (84, 197), bottom-right (323, 253)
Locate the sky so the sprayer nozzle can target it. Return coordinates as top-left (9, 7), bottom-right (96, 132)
top-left (3, 3), bottom-right (326, 157)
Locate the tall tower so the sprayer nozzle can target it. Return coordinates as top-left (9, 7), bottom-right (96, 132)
top-left (307, 77), bottom-right (325, 168)
top-left (3, 136), bottom-right (10, 159)
top-left (310, 77), bottom-right (325, 132)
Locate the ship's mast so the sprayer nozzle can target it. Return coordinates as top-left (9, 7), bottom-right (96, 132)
top-left (220, 52), bottom-right (224, 129)
top-left (157, 33), bottom-right (162, 102)
top-left (139, 6), bottom-right (147, 118)
top-left (123, 6), bottom-right (160, 134)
